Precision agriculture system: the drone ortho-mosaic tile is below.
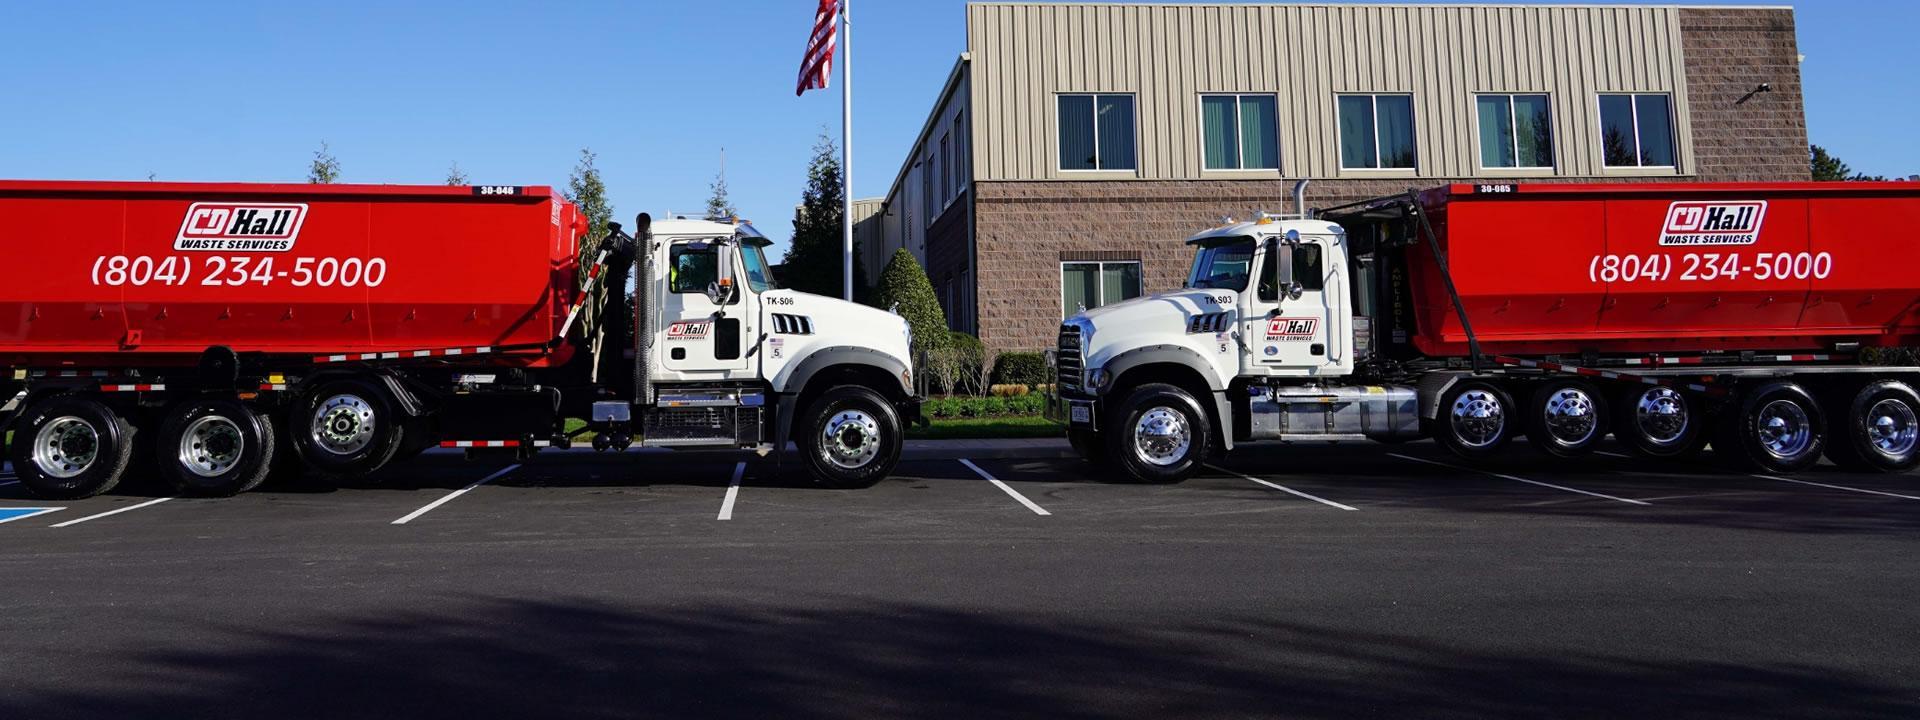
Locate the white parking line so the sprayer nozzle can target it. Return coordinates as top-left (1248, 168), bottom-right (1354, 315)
top-left (1388, 453), bottom-right (1652, 506)
top-left (0, 507), bottom-right (64, 525)
top-left (1755, 474), bottom-right (1920, 501)
top-left (1205, 464), bottom-right (1358, 511)
top-left (1598, 451), bottom-right (1632, 459)
top-left (50, 497), bottom-right (175, 527)
top-left (717, 462), bottom-right (745, 520)
top-left (959, 458), bottom-right (1051, 516)
top-left (392, 464), bottom-right (519, 525)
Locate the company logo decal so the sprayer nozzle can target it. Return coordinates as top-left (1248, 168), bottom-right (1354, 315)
top-left (1265, 317), bottom-right (1318, 342)
top-left (1658, 201), bottom-right (1768, 246)
top-left (666, 320), bottom-right (711, 340)
top-left (175, 202), bottom-right (308, 252)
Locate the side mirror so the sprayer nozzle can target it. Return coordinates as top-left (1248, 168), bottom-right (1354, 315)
top-left (1269, 235), bottom-right (1303, 301)
top-left (1269, 237), bottom-right (1292, 284)
top-left (707, 245), bottom-right (737, 305)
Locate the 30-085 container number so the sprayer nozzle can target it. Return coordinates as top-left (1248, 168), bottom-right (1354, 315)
top-left (90, 255), bottom-right (388, 288)
top-left (1587, 252), bottom-right (1833, 283)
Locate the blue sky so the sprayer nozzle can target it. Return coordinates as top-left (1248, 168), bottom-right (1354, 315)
top-left (1, 1), bottom-right (1912, 257)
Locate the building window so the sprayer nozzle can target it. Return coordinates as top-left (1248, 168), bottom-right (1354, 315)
top-left (1058, 94), bottom-right (1137, 171)
top-left (940, 132), bottom-right (953, 205)
top-left (1061, 261), bottom-right (1141, 318)
top-left (954, 112), bottom-right (969, 188)
top-left (1476, 94), bottom-right (1554, 169)
top-left (1337, 94), bottom-right (1417, 170)
top-left (1201, 94), bottom-right (1279, 170)
top-left (920, 156), bottom-right (933, 229)
top-left (1598, 93), bottom-right (1675, 168)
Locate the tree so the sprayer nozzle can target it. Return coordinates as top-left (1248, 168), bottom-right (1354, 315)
top-left (565, 148), bottom-right (613, 257)
top-left (782, 133), bottom-right (866, 301)
top-left (1811, 145), bottom-right (1887, 182)
top-left (308, 142), bottom-right (341, 184)
top-left (445, 162), bottom-right (469, 186)
top-left (705, 150), bottom-right (736, 220)
top-left (874, 249), bottom-right (949, 360)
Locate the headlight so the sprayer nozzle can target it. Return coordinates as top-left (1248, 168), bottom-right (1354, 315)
top-left (1087, 368), bottom-right (1111, 390)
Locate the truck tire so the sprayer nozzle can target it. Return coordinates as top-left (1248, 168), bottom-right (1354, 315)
top-left (1525, 380), bottom-right (1609, 457)
top-left (157, 399), bottom-right (275, 497)
top-left (1614, 386), bottom-right (1705, 460)
top-left (1717, 382), bottom-right (1825, 474)
top-left (1067, 428), bottom-right (1110, 470)
top-left (7, 394), bottom-right (136, 500)
top-left (290, 380), bottom-right (403, 484)
top-left (1105, 383), bottom-right (1210, 484)
top-left (798, 386), bottom-right (903, 489)
top-left (1434, 380), bottom-right (1515, 460)
top-left (1823, 380), bottom-right (1920, 473)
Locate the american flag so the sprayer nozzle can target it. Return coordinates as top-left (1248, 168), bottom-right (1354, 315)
top-left (796, 0), bottom-right (840, 96)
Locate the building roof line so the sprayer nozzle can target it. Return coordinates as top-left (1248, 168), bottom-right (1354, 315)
top-left (883, 52), bottom-right (971, 210)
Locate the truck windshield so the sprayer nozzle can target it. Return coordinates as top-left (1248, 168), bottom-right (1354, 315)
top-left (1187, 239), bottom-right (1256, 290)
top-left (741, 243), bottom-right (778, 292)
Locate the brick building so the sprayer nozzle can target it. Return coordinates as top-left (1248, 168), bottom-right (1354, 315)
top-left (871, 2), bottom-right (1810, 353)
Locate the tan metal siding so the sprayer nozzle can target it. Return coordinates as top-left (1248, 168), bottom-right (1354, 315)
top-left (965, 3), bottom-right (1700, 181)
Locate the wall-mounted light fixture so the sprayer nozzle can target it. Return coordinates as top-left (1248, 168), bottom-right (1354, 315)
top-left (1736, 83), bottom-right (1773, 105)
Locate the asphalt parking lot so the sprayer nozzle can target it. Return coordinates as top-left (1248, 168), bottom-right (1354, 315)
top-left (2, 441), bottom-right (1917, 719)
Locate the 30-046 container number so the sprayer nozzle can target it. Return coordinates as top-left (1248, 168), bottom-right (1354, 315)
top-left (1587, 252), bottom-right (1833, 283)
top-left (90, 255), bottom-right (388, 288)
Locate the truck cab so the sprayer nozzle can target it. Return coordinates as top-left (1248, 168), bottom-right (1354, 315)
top-left (591, 214), bottom-right (919, 487)
top-left (1053, 210), bottom-right (1419, 484)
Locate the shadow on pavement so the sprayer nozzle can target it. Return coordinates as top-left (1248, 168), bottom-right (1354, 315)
top-left (3, 598), bottom-right (1912, 720)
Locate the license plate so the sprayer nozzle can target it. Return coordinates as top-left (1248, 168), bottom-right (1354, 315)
top-left (1069, 401), bottom-right (1092, 425)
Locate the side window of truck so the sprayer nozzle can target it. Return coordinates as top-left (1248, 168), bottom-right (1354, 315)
top-left (1258, 241), bottom-right (1327, 300)
top-left (1294, 243), bottom-right (1325, 291)
top-left (669, 246), bottom-right (718, 294)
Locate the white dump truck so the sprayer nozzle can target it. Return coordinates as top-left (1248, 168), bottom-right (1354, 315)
top-left (1050, 181), bottom-right (1920, 483)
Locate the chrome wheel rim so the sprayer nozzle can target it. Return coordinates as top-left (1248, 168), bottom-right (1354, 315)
top-left (820, 409), bottom-right (881, 470)
top-left (311, 394), bottom-right (376, 456)
top-left (33, 416), bottom-right (99, 479)
top-left (179, 415), bottom-right (245, 478)
top-left (1541, 387), bottom-right (1599, 446)
top-left (1634, 388), bottom-right (1690, 447)
top-left (1756, 399), bottom-right (1813, 460)
top-left (1450, 389), bottom-right (1506, 448)
top-left (1132, 406), bottom-right (1191, 467)
top-left (1865, 398), bottom-right (1918, 458)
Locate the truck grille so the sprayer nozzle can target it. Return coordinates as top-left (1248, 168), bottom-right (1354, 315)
top-left (1056, 324), bottom-right (1083, 392)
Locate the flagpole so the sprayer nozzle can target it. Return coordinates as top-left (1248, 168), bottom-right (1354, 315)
top-left (840, 0), bottom-right (854, 302)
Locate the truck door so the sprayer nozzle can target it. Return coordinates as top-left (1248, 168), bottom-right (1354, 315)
top-left (1249, 234), bottom-right (1342, 373)
top-left (659, 241), bottom-right (753, 374)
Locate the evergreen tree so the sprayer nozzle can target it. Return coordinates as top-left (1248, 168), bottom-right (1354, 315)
top-left (445, 162), bottom-right (469, 186)
top-left (782, 133), bottom-right (867, 301)
top-left (1811, 144), bottom-right (1887, 181)
top-left (874, 249), bottom-right (949, 358)
top-left (705, 151), bottom-right (736, 220)
top-left (308, 142), bottom-right (341, 184)
top-left (565, 148), bottom-right (613, 258)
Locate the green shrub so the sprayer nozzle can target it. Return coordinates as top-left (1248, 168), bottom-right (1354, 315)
top-left (923, 392), bottom-right (1048, 419)
top-left (873, 249), bottom-right (948, 359)
top-left (990, 351), bottom-right (1050, 387)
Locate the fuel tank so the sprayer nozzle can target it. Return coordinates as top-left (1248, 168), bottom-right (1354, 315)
top-left (1398, 182), bottom-right (1920, 357)
top-left (0, 180), bottom-right (586, 367)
